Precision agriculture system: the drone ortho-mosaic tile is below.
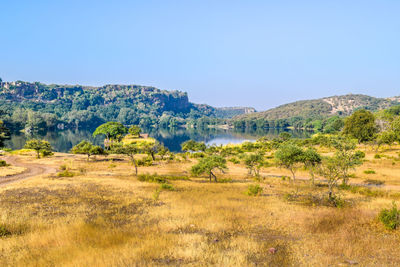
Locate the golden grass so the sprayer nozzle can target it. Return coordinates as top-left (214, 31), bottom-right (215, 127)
top-left (0, 147), bottom-right (399, 266)
top-left (0, 165), bottom-right (26, 176)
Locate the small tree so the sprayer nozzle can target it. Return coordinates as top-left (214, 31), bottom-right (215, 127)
top-left (318, 156), bottom-right (342, 201)
top-left (70, 140), bottom-right (106, 161)
top-left (274, 144), bottom-right (304, 182)
top-left (191, 155), bottom-right (227, 182)
top-left (93, 122), bottom-right (127, 148)
top-left (376, 130), bottom-right (397, 151)
top-left (343, 109), bottom-right (378, 144)
top-left (330, 136), bottom-right (364, 185)
top-left (157, 144), bottom-right (169, 160)
top-left (302, 148), bottom-right (322, 185)
top-left (24, 139), bottom-right (53, 158)
top-left (243, 152), bottom-right (265, 177)
top-left (128, 125), bottom-right (141, 137)
top-left (181, 140), bottom-right (207, 152)
top-left (111, 143), bottom-right (140, 175)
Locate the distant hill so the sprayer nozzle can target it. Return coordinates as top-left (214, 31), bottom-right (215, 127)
top-left (0, 80), bottom-right (254, 130)
top-left (233, 94), bottom-right (400, 129)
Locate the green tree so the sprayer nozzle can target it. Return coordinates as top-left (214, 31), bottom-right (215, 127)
top-left (70, 140), bottom-right (106, 161)
top-left (111, 143), bottom-right (140, 175)
top-left (156, 144), bottom-right (169, 160)
top-left (181, 140), bottom-right (207, 152)
top-left (376, 130), bottom-right (397, 151)
top-left (128, 125), bottom-right (142, 137)
top-left (93, 122), bottom-right (128, 148)
top-left (391, 117), bottom-right (400, 142)
top-left (191, 155), bottom-right (227, 182)
top-left (330, 136), bottom-right (364, 185)
top-left (302, 148), bottom-right (322, 185)
top-left (274, 144), bottom-right (304, 182)
top-left (318, 156), bottom-right (342, 201)
top-left (243, 152), bottom-right (265, 177)
top-left (24, 139), bottom-right (53, 158)
top-left (343, 109), bottom-right (378, 143)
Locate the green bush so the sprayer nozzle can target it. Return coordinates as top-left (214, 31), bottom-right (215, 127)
top-left (138, 173), bottom-right (167, 183)
top-left (57, 170), bottom-right (75, 177)
top-left (0, 160), bottom-right (9, 167)
top-left (0, 225), bottom-right (11, 237)
top-left (246, 184), bottom-right (263, 196)
top-left (379, 202), bottom-right (400, 230)
top-left (160, 183), bottom-right (174, 191)
top-left (60, 164), bottom-right (67, 170)
top-left (364, 169), bottom-right (376, 174)
top-left (374, 154), bottom-right (381, 159)
top-left (137, 156), bottom-right (153, 166)
top-left (138, 173), bottom-right (189, 183)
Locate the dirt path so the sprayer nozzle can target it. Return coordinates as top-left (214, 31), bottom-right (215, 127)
top-left (0, 156), bottom-right (57, 187)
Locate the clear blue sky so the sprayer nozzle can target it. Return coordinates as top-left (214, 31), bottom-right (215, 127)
top-left (1, 0), bottom-right (399, 110)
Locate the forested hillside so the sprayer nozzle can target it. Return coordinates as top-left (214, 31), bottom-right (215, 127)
top-left (0, 80), bottom-right (251, 132)
top-left (233, 94), bottom-right (400, 131)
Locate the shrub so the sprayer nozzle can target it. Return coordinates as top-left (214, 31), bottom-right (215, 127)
top-left (138, 173), bottom-right (190, 183)
top-left (364, 169), bottom-right (376, 174)
top-left (190, 152), bottom-right (206, 158)
top-left (160, 183), bottom-right (174, 191)
top-left (137, 156), bottom-right (153, 166)
top-left (138, 173), bottom-right (167, 183)
top-left (57, 170), bottom-right (75, 177)
top-left (246, 184), bottom-right (263, 196)
top-left (0, 224), bottom-right (11, 237)
top-left (0, 160), bottom-right (9, 167)
top-left (374, 154), bottom-right (381, 159)
top-left (379, 202), bottom-right (400, 230)
top-left (60, 164), bottom-right (67, 170)
top-left (284, 192), bottom-right (346, 208)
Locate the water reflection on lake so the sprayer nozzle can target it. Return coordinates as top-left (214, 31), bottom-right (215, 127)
top-left (5, 128), bottom-right (312, 153)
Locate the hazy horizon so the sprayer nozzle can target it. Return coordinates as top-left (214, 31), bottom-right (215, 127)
top-left (1, 0), bottom-right (399, 110)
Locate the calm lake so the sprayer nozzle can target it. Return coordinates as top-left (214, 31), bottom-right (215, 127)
top-left (5, 128), bottom-right (312, 153)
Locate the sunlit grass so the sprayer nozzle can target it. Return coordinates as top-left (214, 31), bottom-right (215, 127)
top-left (0, 146), bottom-right (400, 266)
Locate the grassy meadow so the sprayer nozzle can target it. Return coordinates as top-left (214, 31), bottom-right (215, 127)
top-left (0, 144), bottom-right (400, 266)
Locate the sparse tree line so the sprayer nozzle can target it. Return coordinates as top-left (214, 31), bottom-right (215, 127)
top-left (2, 107), bottom-right (400, 205)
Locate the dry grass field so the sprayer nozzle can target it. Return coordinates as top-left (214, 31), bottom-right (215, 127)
top-left (0, 146), bottom-right (400, 266)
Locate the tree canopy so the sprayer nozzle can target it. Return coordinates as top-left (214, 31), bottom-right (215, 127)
top-left (93, 122), bottom-right (127, 141)
top-left (70, 140), bottom-right (106, 161)
top-left (24, 139), bottom-right (53, 158)
top-left (191, 155), bottom-right (227, 182)
top-left (343, 109), bottom-right (378, 143)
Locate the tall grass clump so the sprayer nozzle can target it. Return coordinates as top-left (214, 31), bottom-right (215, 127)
top-left (246, 184), bottom-right (263, 196)
top-left (379, 202), bottom-right (400, 230)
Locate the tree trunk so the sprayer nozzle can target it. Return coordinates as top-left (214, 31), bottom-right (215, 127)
top-left (36, 150), bottom-right (40, 159)
top-left (211, 171), bottom-right (217, 182)
top-left (87, 154), bottom-right (90, 162)
top-left (290, 169), bottom-right (296, 183)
